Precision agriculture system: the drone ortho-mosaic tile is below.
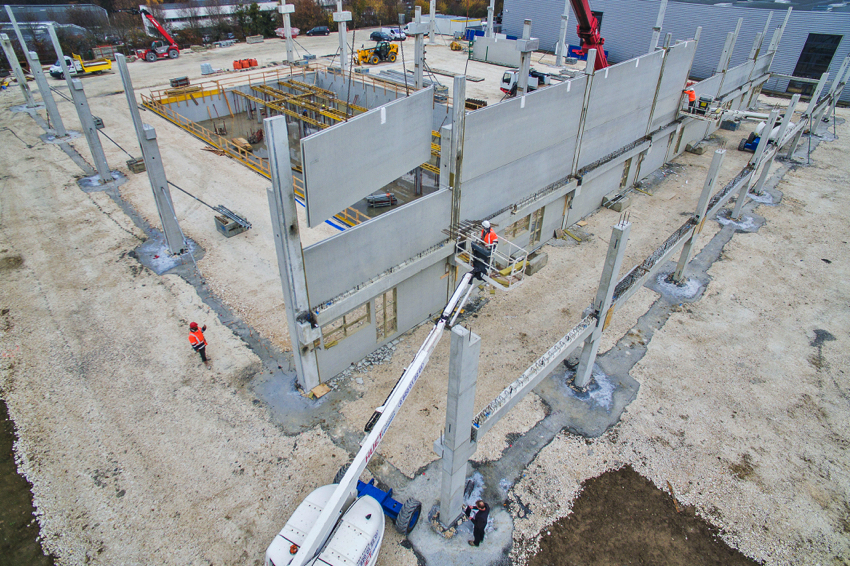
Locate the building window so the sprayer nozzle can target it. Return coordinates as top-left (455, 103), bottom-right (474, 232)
top-left (375, 288), bottom-right (397, 341)
top-left (503, 215), bottom-right (530, 238)
top-left (322, 303), bottom-right (370, 348)
top-left (619, 157), bottom-right (632, 190)
top-left (529, 207), bottom-right (544, 246)
top-left (788, 33), bottom-right (842, 96)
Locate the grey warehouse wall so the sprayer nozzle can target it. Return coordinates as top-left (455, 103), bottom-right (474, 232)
top-left (502, 0), bottom-right (850, 101)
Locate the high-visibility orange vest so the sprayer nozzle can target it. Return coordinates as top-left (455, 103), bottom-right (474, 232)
top-left (481, 228), bottom-right (498, 246)
top-left (189, 329), bottom-right (206, 349)
top-left (687, 90), bottom-right (696, 102)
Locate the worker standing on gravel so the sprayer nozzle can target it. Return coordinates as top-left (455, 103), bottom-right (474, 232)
top-left (188, 322), bottom-right (209, 364)
top-left (464, 500), bottom-right (490, 547)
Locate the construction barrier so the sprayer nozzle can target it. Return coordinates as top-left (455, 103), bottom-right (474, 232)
top-left (233, 59), bottom-right (259, 70)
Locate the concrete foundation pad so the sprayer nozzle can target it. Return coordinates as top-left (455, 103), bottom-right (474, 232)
top-left (132, 234), bottom-right (202, 276)
top-left (9, 103), bottom-right (44, 113)
top-left (40, 130), bottom-right (82, 144)
top-left (403, 463), bottom-right (513, 566)
top-left (715, 208), bottom-right (765, 233)
top-left (76, 170), bottom-right (127, 192)
top-left (644, 263), bottom-right (709, 304)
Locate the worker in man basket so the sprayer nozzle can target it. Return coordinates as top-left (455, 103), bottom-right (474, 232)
top-left (481, 220), bottom-right (498, 249)
top-left (685, 88), bottom-right (696, 112)
top-left (470, 221), bottom-right (498, 279)
top-left (188, 322), bottom-right (210, 364)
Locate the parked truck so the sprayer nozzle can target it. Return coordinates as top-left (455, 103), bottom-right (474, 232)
top-left (49, 54), bottom-right (112, 79)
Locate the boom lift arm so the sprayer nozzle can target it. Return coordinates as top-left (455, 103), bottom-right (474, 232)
top-left (568, 0), bottom-right (608, 70)
top-left (285, 270), bottom-right (479, 566)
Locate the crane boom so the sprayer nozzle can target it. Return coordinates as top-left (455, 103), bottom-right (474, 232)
top-left (568, 0), bottom-right (608, 70)
top-left (286, 270), bottom-right (477, 566)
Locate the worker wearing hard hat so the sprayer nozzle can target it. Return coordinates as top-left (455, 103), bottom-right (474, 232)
top-left (188, 322), bottom-right (210, 364)
top-left (481, 220), bottom-right (498, 249)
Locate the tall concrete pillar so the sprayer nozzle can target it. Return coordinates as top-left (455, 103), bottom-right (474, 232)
top-left (756, 11), bottom-right (772, 56)
top-left (516, 20), bottom-right (537, 97)
top-left (333, 1), bottom-right (351, 76)
top-left (429, 0), bottom-right (436, 44)
top-left (555, 0), bottom-right (569, 66)
top-left (731, 108), bottom-right (778, 220)
top-left (786, 73), bottom-right (826, 158)
top-left (412, 6), bottom-right (426, 89)
top-left (648, 0), bottom-right (668, 53)
top-left (439, 325), bottom-right (480, 526)
top-left (446, 76), bottom-right (467, 296)
top-left (822, 59), bottom-right (850, 126)
top-left (279, 3), bottom-right (296, 64)
top-left (0, 33), bottom-right (34, 108)
top-left (570, 50), bottom-right (596, 174)
top-left (575, 220), bottom-right (631, 388)
top-left (28, 50), bottom-right (66, 136)
top-left (673, 149), bottom-right (725, 283)
top-left (266, 116), bottom-right (321, 391)
top-left (485, 0), bottom-right (495, 38)
top-left (4, 6), bottom-right (30, 71)
top-left (743, 95), bottom-right (799, 202)
top-left (116, 55), bottom-right (185, 255)
top-left (47, 24), bottom-right (111, 182)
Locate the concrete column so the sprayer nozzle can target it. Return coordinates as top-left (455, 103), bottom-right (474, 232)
top-left (673, 149), bottom-right (725, 283)
top-left (429, 0), bottom-right (436, 44)
top-left (732, 109), bottom-right (778, 220)
top-left (744, 95), bottom-right (799, 200)
top-left (574, 220), bottom-right (631, 389)
top-left (486, 0), bottom-right (495, 38)
top-left (555, 0), bottom-right (569, 66)
top-left (333, 1), bottom-right (351, 76)
top-left (439, 325), bottom-right (480, 526)
top-left (0, 34), bottom-right (35, 108)
top-left (517, 19), bottom-right (535, 97)
top-left (279, 3), bottom-right (296, 64)
top-left (725, 18), bottom-right (743, 69)
top-left (812, 60), bottom-right (848, 125)
top-left (265, 116), bottom-right (320, 391)
top-left (648, 0), bottom-right (668, 53)
top-left (116, 55), bottom-right (185, 255)
top-left (4, 6), bottom-right (30, 71)
top-left (139, 125), bottom-right (186, 255)
top-left (756, 11), bottom-right (772, 56)
top-left (748, 32), bottom-right (763, 60)
top-left (823, 59), bottom-right (850, 126)
top-left (446, 77), bottom-right (467, 296)
top-left (47, 24), bottom-right (111, 181)
top-left (715, 32), bottom-right (734, 74)
top-left (786, 72), bottom-right (827, 158)
top-left (570, 50), bottom-right (596, 174)
top-left (804, 71), bottom-right (829, 116)
top-left (413, 7), bottom-right (426, 90)
top-left (27, 50), bottom-right (66, 136)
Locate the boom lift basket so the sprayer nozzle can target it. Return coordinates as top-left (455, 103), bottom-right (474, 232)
top-left (454, 225), bottom-right (529, 290)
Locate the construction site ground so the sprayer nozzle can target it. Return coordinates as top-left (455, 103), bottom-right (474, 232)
top-left (0, 30), bottom-right (847, 566)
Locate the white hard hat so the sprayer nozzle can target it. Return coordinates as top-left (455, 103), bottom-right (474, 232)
top-left (482, 220), bottom-right (491, 229)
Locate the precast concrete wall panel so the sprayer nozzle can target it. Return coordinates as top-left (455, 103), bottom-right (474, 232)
top-left (577, 51), bottom-right (663, 169)
top-left (316, 316), bottom-right (377, 380)
top-left (649, 41), bottom-right (697, 131)
top-left (301, 87), bottom-right (434, 227)
top-left (719, 61), bottom-right (756, 97)
top-left (461, 76), bottom-right (586, 182)
top-left (396, 260), bottom-right (449, 333)
top-left (471, 36), bottom-right (522, 66)
top-left (460, 137), bottom-right (577, 221)
top-left (314, 71), bottom-right (403, 108)
top-left (303, 189), bottom-right (451, 306)
top-left (568, 163), bottom-right (622, 223)
top-left (639, 135), bottom-right (670, 180)
top-left (752, 54), bottom-right (772, 80)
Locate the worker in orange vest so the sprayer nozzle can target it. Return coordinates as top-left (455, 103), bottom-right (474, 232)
top-left (188, 322), bottom-right (209, 364)
top-left (481, 220), bottom-right (498, 249)
top-left (685, 88), bottom-right (696, 111)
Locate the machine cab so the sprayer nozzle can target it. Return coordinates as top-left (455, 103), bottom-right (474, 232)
top-left (152, 40), bottom-right (168, 53)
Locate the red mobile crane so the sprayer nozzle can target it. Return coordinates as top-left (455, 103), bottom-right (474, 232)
top-left (569, 0), bottom-right (608, 70)
top-left (136, 8), bottom-right (180, 62)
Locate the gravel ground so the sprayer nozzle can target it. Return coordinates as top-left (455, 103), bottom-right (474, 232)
top-left (507, 112), bottom-right (850, 565)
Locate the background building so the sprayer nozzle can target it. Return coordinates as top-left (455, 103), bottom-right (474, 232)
top-left (138, 0), bottom-right (278, 34)
top-left (501, 0), bottom-right (850, 101)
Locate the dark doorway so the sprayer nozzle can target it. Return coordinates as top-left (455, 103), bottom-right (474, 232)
top-left (787, 33), bottom-right (842, 95)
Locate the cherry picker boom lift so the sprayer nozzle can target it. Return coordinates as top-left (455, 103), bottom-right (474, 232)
top-left (265, 227), bottom-right (528, 566)
top-left (136, 8), bottom-right (180, 62)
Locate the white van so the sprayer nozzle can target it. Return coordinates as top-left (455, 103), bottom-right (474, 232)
top-left (381, 27), bottom-right (406, 41)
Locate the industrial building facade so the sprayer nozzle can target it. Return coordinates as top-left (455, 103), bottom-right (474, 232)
top-left (502, 0), bottom-right (850, 102)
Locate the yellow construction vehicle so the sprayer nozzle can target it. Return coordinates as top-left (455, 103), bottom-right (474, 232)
top-left (356, 41), bottom-right (398, 65)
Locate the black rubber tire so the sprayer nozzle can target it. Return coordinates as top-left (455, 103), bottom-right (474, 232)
top-left (333, 463), bottom-right (350, 484)
top-left (388, 52), bottom-right (397, 62)
top-left (145, 52), bottom-right (156, 62)
top-left (168, 49), bottom-right (179, 59)
top-left (369, 54), bottom-right (380, 64)
top-left (738, 139), bottom-right (746, 151)
top-left (395, 498), bottom-right (422, 535)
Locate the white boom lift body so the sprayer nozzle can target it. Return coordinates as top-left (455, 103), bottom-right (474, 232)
top-left (267, 268), bottom-right (482, 566)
